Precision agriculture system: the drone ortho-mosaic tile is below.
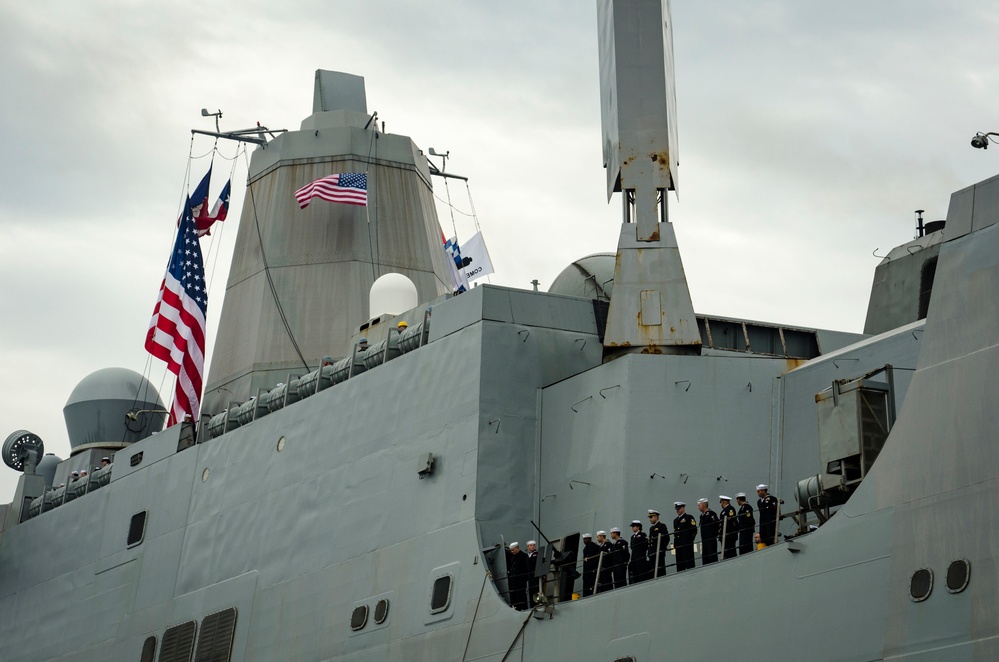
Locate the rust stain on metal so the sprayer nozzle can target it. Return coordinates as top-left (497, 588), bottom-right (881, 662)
top-left (649, 229), bottom-right (660, 241)
top-left (784, 358), bottom-right (807, 373)
top-left (650, 150), bottom-right (671, 169)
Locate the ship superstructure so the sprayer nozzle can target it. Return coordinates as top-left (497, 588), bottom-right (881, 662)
top-left (3, 2), bottom-right (999, 661)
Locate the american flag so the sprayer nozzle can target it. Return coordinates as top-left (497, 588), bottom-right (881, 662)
top-left (145, 198), bottom-right (208, 426)
top-left (295, 172), bottom-right (367, 208)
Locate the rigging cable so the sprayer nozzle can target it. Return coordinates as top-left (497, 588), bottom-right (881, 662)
top-left (146, 139), bottom-right (201, 418)
top-left (464, 179), bottom-right (492, 284)
top-left (363, 119), bottom-right (379, 283)
top-left (243, 149), bottom-right (311, 372)
top-left (460, 570), bottom-right (492, 662)
top-left (203, 147), bottom-right (242, 294)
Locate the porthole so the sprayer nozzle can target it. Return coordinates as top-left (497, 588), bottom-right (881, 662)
top-left (910, 568), bottom-right (933, 602)
top-left (201, 467), bottom-right (210, 483)
top-left (430, 575), bottom-right (452, 614)
top-left (946, 559), bottom-right (971, 593)
top-left (350, 605), bottom-right (368, 631)
top-left (373, 599), bottom-right (390, 624)
top-left (276, 436), bottom-right (286, 452)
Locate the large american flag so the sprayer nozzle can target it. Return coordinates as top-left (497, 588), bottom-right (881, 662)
top-left (295, 172), bottom-right (367, 208)
top-left (145, 198), bottom-right (208, 426)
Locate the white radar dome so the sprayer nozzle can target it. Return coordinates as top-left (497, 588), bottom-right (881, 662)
top-left (369, 273), bottom-right (418, 318)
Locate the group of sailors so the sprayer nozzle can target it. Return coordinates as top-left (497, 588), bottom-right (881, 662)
top-left (503, 484), bottom-right (780, 608)
top-left (59, 457), bottom-right (112, 489)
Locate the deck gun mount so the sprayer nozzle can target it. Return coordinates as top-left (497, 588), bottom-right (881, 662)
top-left (597, 0), bottom-right (700, 356)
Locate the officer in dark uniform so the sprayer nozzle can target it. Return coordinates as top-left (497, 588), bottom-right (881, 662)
top-left (596, 531), bottom-right (614, 593)
top-left (506, 542), bottom-right (529, 609)
top-left (628, 520), bottom-right (649, 583)
top-left (647, 508), bottom-right (670, 579)
top-left (672, 501), bottom-right (698, 571)
top-left (719, 496), bottom-right (738, 560)
top-left (757, 484), bottom-right (780, 546)
top-left (581, 533), bottom-right (601, 597)
top-left (610, 527), bottom-right (630, 589)
top-left (735, 492), bottom-right (756, 554)
top-left (697, 498), bottom-right (720, 565)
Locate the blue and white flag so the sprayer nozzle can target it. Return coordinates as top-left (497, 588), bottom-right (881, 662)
top-left (460, 231), bottom-right (494, 283)
top-left (443, 235), bottom-right (469, 293)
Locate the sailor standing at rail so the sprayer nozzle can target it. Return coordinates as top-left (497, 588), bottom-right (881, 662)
top-left (672, 502), bottom-right (698, 571)
top-left (596, 531), bottom-right (614, 592)
top-left (581, 533), bottom-right (600, 597)
top-left (647, 508), bottom-right (669, 578)
top-left (719, 496), bottom-right (738, 560)
top-left (697, 499), bottom-right (720, 565)
top-left (506, 542), bottom-right (529, 610)
top-left (627, 520), bottom-right (648, 583)
top-left (735, 493), bottom-right (755, 554)
top-left (526, 540), bottom-right (539, 576)
top-left (525, 540), bottom-right (539, 599)
top-left (610, 527), bottom-right (630, 588)
top-left (757, 484), bottom-right (780, 546)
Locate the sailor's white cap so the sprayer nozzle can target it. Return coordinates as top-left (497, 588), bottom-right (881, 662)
top-left (719, 495), bottom-right (731, 501)
top-left (630, 520), bottom-right (642, 527)
top-left (583, 533), bottom-right (593, 539)
top-left (596, 530), bottom-right (607, 537)
top-left (101, 457), bottom-right (110, 462)
top-left (527, 540), bottom-right (536, 546)
top-left (674, 501), bottom-right (685, 508)
top-left (647, 509), bottom-right (660, 516)
top-left (71, 471), bottom-right (79, 476)
top-left (735, 492), bottom-right (747, 498)
top-left (697, 498), bottom-right (709, 504)
top-left (509, 542), bottom-right (520, 548)
top-left (757, 484), bottom-right (768, 491)
top-left (610, 527), bottom-right (621, 533)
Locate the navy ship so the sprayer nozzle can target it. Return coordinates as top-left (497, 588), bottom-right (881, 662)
top-left (3, 2), bottom-right (999, 660)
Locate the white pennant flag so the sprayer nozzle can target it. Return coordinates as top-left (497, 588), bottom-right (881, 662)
top-left (460, 231), bottom-right (495, 283)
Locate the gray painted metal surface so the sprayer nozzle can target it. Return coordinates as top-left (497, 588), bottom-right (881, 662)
top-left (4, 2), bottom-right (999, 661)
top-left (203, 71), bottom-right (453, 414)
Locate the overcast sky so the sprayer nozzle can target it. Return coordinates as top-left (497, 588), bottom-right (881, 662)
top-left (2, 1), bottom-right (998, 502)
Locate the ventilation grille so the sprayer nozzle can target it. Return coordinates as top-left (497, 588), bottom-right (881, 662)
top-left (194, 608), bottom-right (238, 662)
top-left (158, 621), bottom-right (196, 662)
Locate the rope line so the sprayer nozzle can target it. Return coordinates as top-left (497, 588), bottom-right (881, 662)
top-left (245, 156), bottom-right (311, 372)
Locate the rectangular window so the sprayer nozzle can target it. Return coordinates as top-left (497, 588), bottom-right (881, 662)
top-left (430, 575), bottom-right (452, 613)
top-left (128, 511), bottom-right (147, 547)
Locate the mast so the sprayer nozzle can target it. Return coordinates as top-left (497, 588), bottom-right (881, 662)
top-left (597, 0), bottom-right (700, 356)
top-left (202, 71), bottom-right (453, 414)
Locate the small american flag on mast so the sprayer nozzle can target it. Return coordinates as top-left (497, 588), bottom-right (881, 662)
top-left (145, 198), bottom-right (208, 426)
top-left (295, 172), bottom-right (367, 208)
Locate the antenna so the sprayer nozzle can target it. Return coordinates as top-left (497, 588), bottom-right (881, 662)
top-left (201, 108), bottom-right (223, 132)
